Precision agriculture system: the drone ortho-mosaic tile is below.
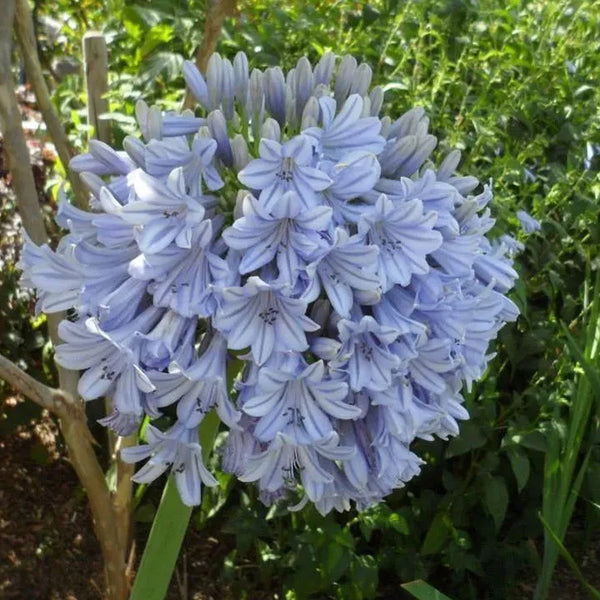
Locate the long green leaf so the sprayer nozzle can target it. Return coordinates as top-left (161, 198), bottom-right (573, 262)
top-left (537, 266), bottom-right (600, 599)
top-left (561, 324), bottom-right (600, 397)
top-left (129, 476), bottom-right (192, 600)
top-left (130, 410), bottom-right (221, 600)
top-left (401, 580), bottom-right (455, 600)
top-left (538, 512), bottom-right (600, 599)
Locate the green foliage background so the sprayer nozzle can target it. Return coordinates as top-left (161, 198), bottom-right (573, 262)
top-left (2, 0), bottom-right (600, 598)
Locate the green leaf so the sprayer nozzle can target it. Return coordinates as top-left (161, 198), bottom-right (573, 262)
top-left (401, 579), bottom-right (455, 600)
top-left (389, 512), bottom-right (410, 535)
top-left (129, 477), bottom-right (192, 600)
top-left (322, 543), bottom-right (351, 582)
top-left (484, 476), bottom-right (509, 531)
top-left (140, 24), bottom-right (175, 57)
top-left (352, 555), bottom-right (378, 598)
top-left (561, 323), bottom-right (600, 397)
top-left (507, 447), bottom-right (531, 492)
top-left (446, 421), bottom-right (487, 457)
top-left (421, 511), bottom-right (450, 555)
top-left (538, 513), bottom-right (600, 599)
top-left (509, 430), bottom-right (548, 452)
top-left (139, 52), bottom-right (183, 84)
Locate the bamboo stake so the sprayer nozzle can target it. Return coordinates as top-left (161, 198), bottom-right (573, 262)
top-left (83, 32), bottom-right (111, 145)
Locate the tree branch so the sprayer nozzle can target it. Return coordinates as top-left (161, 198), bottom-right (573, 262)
top-left (13, 0), bottom-right (88, 209)
top-left (182, 0), bottom-right (238, 109)
top-left (0, 353), bottom-right (70, 413)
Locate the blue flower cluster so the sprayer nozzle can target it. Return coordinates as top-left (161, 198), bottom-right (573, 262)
top-left (21, 52), bottom-right (521, 514)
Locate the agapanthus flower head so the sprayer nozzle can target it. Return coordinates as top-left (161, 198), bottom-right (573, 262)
top-left (21, 51), bottom-right (525, 514)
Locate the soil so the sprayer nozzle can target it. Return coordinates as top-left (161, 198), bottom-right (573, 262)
top-left (0, 402), bottom-right (234, 600)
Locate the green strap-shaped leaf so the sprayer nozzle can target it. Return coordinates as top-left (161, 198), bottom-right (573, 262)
top-left (129, 410), bottom-right (221, 600)
top-left (538, 512), bottom-right (600, 599)
top-left (129, 476), bottom-right (192, 600)
top-left (401, 579), bottom-right (455, 600)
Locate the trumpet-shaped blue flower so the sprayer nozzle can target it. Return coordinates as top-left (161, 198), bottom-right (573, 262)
top-left (332, 316), bottom-right (401, 392)
top-left (120, 169), bottom-right (210, 254)
top-left (121, 422), bottom-right (218, 506)
top-left (223, 192), bottom-right (332, 283)
top-left (238, 431), bottom-right (354, 502)
top-left (358, 195), bottom-right (443, 290)
top-left (215, 277), bottom-right (320, 365)
top-left (304, 229), bottom-right (381, 318)
top-left (304, 95), bottom-right (385, 160)
top-left (238, 135), bottom-right (332, 210)
top-left (144, 135), bottom-right (224, 194)
top-left (147, 333), bottom-right (240, 428)
top-left (242, 359), bottom-right (360, 442)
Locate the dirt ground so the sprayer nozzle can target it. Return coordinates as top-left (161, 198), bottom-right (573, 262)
top-left (0, 402), bottom-right (234, 600)
top-left (1, 406), bottom-right (600, 600)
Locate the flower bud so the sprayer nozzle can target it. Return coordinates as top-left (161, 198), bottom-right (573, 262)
top-left (78, 171), bottom-right (103, 197)
top-left (265, 66), bottom-right (286, 126)
top-left (233, 189), bottom-right (250, 220)
top-left (394, 134), bottom-right (437, 177)
top-left (233, 51), bottom-right (249, 109)
top-left (389, 107), bottom-right (426, 139)
top-left (135, 99), bottom-right (162, 140)
top-left (361, 96), bottom-right (372, 118)
top-left (350, 63), bottom-right (372, 97)
top-left (122, 135), bottom-right (146, 167)
top-left (313, 51), bottom-right (336, 86)
top-left (231, 134), bottom-right (250, 171)
top-left (207, 109), bottom-right (233, 166)
top-left (182, 60), bottom-right (209, 108)
top-left (295, 56), bottom-right (313, 119)
top-left (261, 118), bottom-right (281, 141)
top-left (301, 96), bottom-right (319, 130)
top-left (334, 54), bottom-right (357, 103)
top-left (221, 58), bottom-right (235, 121)
top-left (369, 85), bottom-right (384, 116)
top-left (437, 149), bottom-right (462, 180)
top-left (207, 53), bottom-right (223, 110)
top-left (248, 68), bottom-right (264, 117)
top-left (284, 83), bottom-right (297, 129)
top-left (379, 115), bottom-right (392, 138)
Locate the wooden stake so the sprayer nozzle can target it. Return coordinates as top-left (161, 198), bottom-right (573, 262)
top-left (83, 32), bottom-right (111, 144)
